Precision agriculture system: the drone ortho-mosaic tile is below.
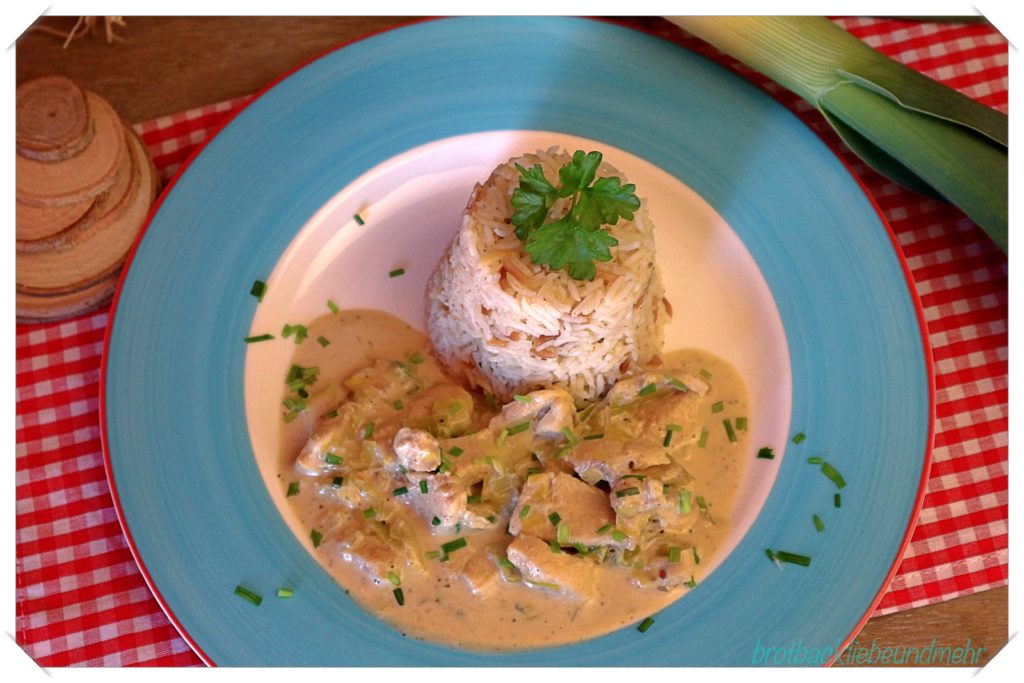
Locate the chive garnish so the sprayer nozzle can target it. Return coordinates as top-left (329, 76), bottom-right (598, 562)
top-left (324, 409), bottom-right (339, 419)
top-left (282, 411), bottom-right (300, 423)
top-left (711, 401), bottom-right (724, 413)
top-left (513, 394), bottom-right (532, 404)
top-left (583, 433), bottom-right (604, 440)
top-left (553, 445), bottom-right (573, 459)
top-left (699, 368), bottom-right (712, 380)
top-left (235, 585), bottom-right (262, 606)
top-left (638, 383), bottom-right (657, 397)
top-left (548, 512), bottom-right (562, 526)
top-left (835, 493), bottom-right (842, 508)
top-left (419, 480), bottom-right (429, 494)
top-left (520, 505), bottom-right (531, 519)
top-left (448, 446), bottom-right (464, 457)
top-left (813, 514), bottom-right (825, 532)
top-left (698, 426), bottom-right (709, 448)
top-left (807, 456), bottom-right (824, 465)
top-left (327, 299), bottom-right (339, 314)
top-left (386, 571), bottom-right (401, 586)
top-left (821, 462), bottom-right (847, 489)
top-left (363, 508), bottom-right (376, 519)
top-left (549, 540), bottom-right (562, 554)
top-left (244, 333), bottom-right (274, 343)
top-left (616, 487), bottom-right (641, 498)
top-left (331, 476), bottom-right (343, 488)
top-left (250, 280), bottom-right (267, 302)
top-left (286, 481), bottom-right (299, 497)
top-left (316, 336), bottom-right (330, 347)
top-left (276, 587), bottom-right (294, 598)
top-left (354, 213), bottom-right (365, 225)
top-left (424, 550), bottom-right (441, 560)
top-left (281, 324), bottom-right (309, 344)
top-left (621, 474), bottom-right (647, 481)
top-left (393, 587), bottom-right (404, 605)
top-left (393, 486), bottom-right (409, 496)
top-left (324, 453), bottom-right (342, 465)
top-left (757, 447), bottom-right (775, 459)
top-left (441, 538), bottom-right (467, 555)
top-left (668, 377), bottom-right (689, 392)
top-left (431, 516), bottom-right (441, 526)
top-left (692, 547), bottom-right (701, 564)
top-left (793, 432), bottom-right (806, 444)
top-left (392, 399), bottom-right (404, 411)
top-left (556, 523), bottom-right (570, 544)
top-left (611, 529), bottom-right (628, 542)
top-left (561, 427), bottom-right (579, 445)
top-left (766, 549), bottom-right (778, 563)
top-left (496, 429), bottom-right (509, 446)
top-left (467, 494), bottom-right (482, 504)
top-left (363, 422), bottom-right (375, 439)
top-left (736, 416), bottom-right (748, 430)
top-left (663, 430), bottom-right (673, 447)
top-left (668, 546), bottom-right (681, 564)
top-left (684, 576), bottom-right (698, 589)
top-left (637, 617), bottom-right (655, 633)
top-left (678, 490), bottom-right (692, 514)
top-left (597, 524), bottom-right (612, 535)
top-left (389, 268), bottom-right (406, 278)
top-left (310, 529), bottom-right (323, 548)
top-left (723, 418), bottom-right (737, 443)
top-left (405, 352), bottom-right (424, 365)
top-left (507, 421), bottom-right (532, 436)
top-left (483, 393), bottom-right (499, 411)
top-left (775, 551), bottom-right (812, 567)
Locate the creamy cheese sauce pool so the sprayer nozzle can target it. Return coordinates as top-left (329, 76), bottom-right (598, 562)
top-left (277, 309), bottom-right (749, 651)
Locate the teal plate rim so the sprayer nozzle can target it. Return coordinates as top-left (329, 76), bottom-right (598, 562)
top-left (100, 17), bottom-right (934, 666)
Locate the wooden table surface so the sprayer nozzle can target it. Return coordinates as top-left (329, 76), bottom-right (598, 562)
top-left (16, 14), bottom-right (1007, 667)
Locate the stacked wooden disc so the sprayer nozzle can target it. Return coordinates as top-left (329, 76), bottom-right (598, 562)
top-left (16, 76), bottom-right (159, 323)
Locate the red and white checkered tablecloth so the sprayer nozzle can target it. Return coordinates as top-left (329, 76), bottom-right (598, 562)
top-left (15, 17), bottom-right (1008, 667)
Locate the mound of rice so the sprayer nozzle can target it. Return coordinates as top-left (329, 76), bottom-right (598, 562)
top-left (426, 148), bottom-right (667, 405)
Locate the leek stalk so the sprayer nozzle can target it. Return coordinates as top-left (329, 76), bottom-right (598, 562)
top-left (667, 16), bottom-right (1008, 252)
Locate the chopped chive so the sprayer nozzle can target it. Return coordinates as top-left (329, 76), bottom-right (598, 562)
top-left (310, 529), bottom-right (323, 548)
top-left (441, 538), bottom-right (467, 555)
top-left (286, 481), bottom-right (300, 497)
top-left (757, 446), bottom-right (775, 460)
top-left (807, 456), bottom-right (825, 465)
top-left (813, 514), bottom-right (825, 532)
top-left (679, 490), bottom-right (692, 514)
top-left (392, 399), bottom-right (404, 411)
top-left (419, 480), bottom-right (429, 494)
top-left (766, 549), bottom-right (778, 563)
top-left (821, 462), bottom-right (847, 489)
top-left (775, 550), bottom-right (812, 567)
top-left (496, 429), bottom-right (509, 446)
top-left (583, 433), bottom-right (604, 440)
top-left (327, 299), bottom-right (339, 314)
top-left (513, 394), bottom-right (532, 404)
top-left (276, 587), bottom-right (294, 598)
top-left (507, 421), bottom-right (532, 436)
top-left (698, 426), bottom-right (709, 448)
top-left (668, 377), bottom-right (689, 392)
top-left (556, 523), bottom-right (570, 544)
top-left (666, 423), bottom-right (683, 432)
top-left (668, 546), bottom-right (682, 564)
top-left (467, 494), bottom-right (482, 504)
top-left (621, 474), bottom-right (647, 481)
top-left (692, 547), bottom-right (701, 564)
top-left (234, 585), bottom-right (262, 606)
top-left (684, 576), bottom-right (698, 589)
top-left (616, 486), bottom-right (641, 498)
top-left (835, 493), bottom-right (842, 508)
top-left (393, 587), bottom-right (404, 605)
top-left (548, 512), bottom-right (562, 526)
top-left (250, 280), bottom-right (267, 302)
top-left (448, 446), bottom-right (464, 457)
top-left (362, 508), bottom-right (376, 519)
top-left (386, 571), bottom-right (401, 586)
top-left (331, 476), bottom-right (343, 488)
top-left (637, 616), bottom-right (655, 633)
top-left (663, 430), bottom-right (673, 447)
top-left (282, 411), bottom-right (300, 423)
top-left (448, 402), bottom-right (462, 415)
top-left (316, 336), bottom-right (331, 347)
top-left (696, 496), bottom-right (708, 512)
top-left (393, 486), bottom-right (409, 496)
top-left (483, 393), bottom-right (499, 411)
top-left (549, 540), bottom-right (562, 554)
top-left (699, 368), bottom-right (712, 380)
top-left (525, 467), bottom-right (543, 476)
top-left (487, 515), bottom-right (497, 524)
top-left (723, 418), bottom-right (737, 443)
top-left (597, 524), bottom-right (612, 534)
top-left (389, 268), bottom-right (406, 278)
top-left (638, 383), bottom-right (657, 397)
top-left (792, 432), bottom-right (806, 444)
top-left (711, 401), bottom-right (724, 413)
top-left (244, 333), bottom-right (274, 343)
top-left (611, 529), bottom-right (628, 542)
top-left (354, 213), bottom-right (365, 225)
top-left (520, 504), bottom-right (532, 519)
top-left (408, 351), bottom-right (425, 365)
top-left (431, 516), bottom-right (441, 526)
top-left (324, 453), bottom-right (342, 465)
top-left (324, 409), bottom-right (339, 419)
top-left (561, 427), bottom-right (579, 445)
top-left (424, 550), bottom-right (441, 560)
top-left (736, 416), bottom-right (748, 430)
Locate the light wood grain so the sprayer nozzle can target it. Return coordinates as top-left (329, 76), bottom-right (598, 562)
top-left (15, 15), bottom-right (1008, 666)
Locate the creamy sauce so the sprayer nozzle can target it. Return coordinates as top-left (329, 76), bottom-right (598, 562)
top-left (277, 309), bottom-right (749, 651)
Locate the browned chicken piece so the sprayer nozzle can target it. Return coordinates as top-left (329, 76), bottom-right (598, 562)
top-left (461, 549), bottom-right (500, 596)
top-left (565, 438), bottom-right (671, 485)
top-left (630, 550), bottom-right (699, 591)
top-left (392, 427), bottom-right (442, 472)
top-left (403, 471), bottom-right (467, 528)
top-left (294, 404), bottom-right (359, 477)
top-left (605, 370), bottom-right (708, 407)
top-left (335, 523), bottom-right (399, 585)
top-left (509, 472), bottom-right (617, 547)
top-left (620, 390), bottom-right (704, 447)
top-left (505, 534), bottom-right (595, 600)
top-left (488, 388), bottom-right (575, 438)
top-left (610, 476), bottom-right (669, 517)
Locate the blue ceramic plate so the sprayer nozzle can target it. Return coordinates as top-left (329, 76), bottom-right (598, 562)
top-left (102, 17), bottom-right (932, 666)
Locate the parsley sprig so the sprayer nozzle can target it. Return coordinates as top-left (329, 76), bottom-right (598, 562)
top-left (510, 150), bottom-right (640, 280)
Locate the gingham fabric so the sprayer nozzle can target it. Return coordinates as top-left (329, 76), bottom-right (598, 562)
top-left (15, 17), bottom-right (1008, 666)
